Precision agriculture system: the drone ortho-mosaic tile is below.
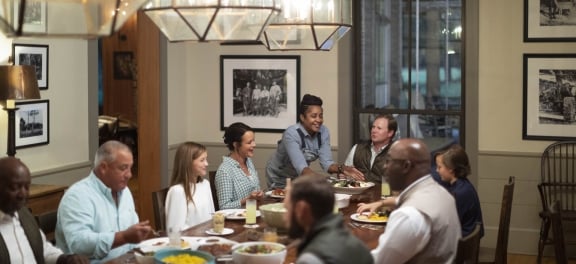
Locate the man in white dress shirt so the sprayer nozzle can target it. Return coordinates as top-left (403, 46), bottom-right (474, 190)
top-left (371, 138), bottom-right (460, 263)
top-left (0, 157), bottom-right (88, 264)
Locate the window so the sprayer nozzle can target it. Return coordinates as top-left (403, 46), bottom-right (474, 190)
top-left (354, 0), bottom-right (464, 151)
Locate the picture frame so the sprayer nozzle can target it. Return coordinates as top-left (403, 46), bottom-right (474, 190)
top-left (13, 0), bottom-right (47, 33)
top-left (13, 44), bottom-right (49, 89)
top-left (220, 55), bottom-right (300, 132)
top-left (15, 100), bottom-right (49, 149)
top-left (523, 54), bottom-right (576, 140)
top-left (113, 51), bottom-right (135, 80)
top-left (524, 0), bottom-right (576, 42)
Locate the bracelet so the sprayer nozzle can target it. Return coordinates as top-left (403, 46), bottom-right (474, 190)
top-left (337, 164), bottom-right (344, 175)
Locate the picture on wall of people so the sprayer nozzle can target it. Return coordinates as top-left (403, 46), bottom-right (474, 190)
top-left (523, 53), bottom-right (576, 140)
top-left (12, 43), bottom-right (49, 89)
top-left (220, 55), bottom-right (300, 132)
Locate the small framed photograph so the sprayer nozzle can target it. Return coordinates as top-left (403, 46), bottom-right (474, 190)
top-left (113, 51), bottom-right (135, 80)
top-left (220, 55), bottom-right (300, 132)
top-left (13, 0), bottom-right (47, 33)
top-left (15, 100), bottom-right (49, 149)
top-left (524, 0), bottom-right (576, 42)
top-left (13, 44), bottom-right (49, 89)
top-left (523, 54), bottom-right (576, 140)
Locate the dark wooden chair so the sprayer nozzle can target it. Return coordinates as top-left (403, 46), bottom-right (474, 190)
top-left (456, 222), bottom-right (482, 264)
top-left (34, 210), bottom-right (57, 244)
top-left (480, 176), bottom-right (515, 264)
top-left (549, 200), bottom-right (568, 264)
top-left (209, 171), bottom-right (219, 211)
top-left (152, 187), bottom-right (169, 232)
top-left (537, 141), bottom-right (576, 264)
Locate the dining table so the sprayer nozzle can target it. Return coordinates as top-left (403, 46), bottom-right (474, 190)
top-left (107, 185), bottom-right (386, 264)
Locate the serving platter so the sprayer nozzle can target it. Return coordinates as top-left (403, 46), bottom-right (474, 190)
top-left (265, 190), bottom-right (285, 199)
top-left (217, 209), bottom-right (261, 220)
top-left (333, 181), bottom-right (375, 195)
top-left (350, 212), bottom-right (388, 224)
top-left (136, 236), bottom-right (198, 253)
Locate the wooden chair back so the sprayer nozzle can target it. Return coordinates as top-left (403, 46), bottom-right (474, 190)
top-left (493, 176), bottom-right (515, 264)
top-left (209, 171), bottom-right (219, 211)
top-left (549, 200), bottom-right (568, 264)
top-left (456, 222), bottom-right (482, 264)
top-left (34, 210), bottom-right (57, 244)
top-left (152, 187), bottom-right (169, 231)
top-left (537, 141), bottom-right (576, 262)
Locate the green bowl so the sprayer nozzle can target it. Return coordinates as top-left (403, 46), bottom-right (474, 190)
top-left (154, 249), bottom-right (215, 264)
top-left (259, 203), bottom-right (288, 230)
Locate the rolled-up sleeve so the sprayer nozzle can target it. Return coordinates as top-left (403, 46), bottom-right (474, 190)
top-left (284, 129), bottom-right (308, 175)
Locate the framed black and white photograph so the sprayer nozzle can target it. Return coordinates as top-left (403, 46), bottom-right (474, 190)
top-left (15, 100), bottom-right (49, 149)
top-left (524, 0), bottom-right (576, 42)
top-left (523, 54), bottom-right (576, 140)
top-left (13, 44), bottom-right (49, 89)
top-left (13, 1), bottom-right (47, 33)
top-left (113, 51), bottom-right (135, 80)
top-left (220, 55), bottom-right (300, 132)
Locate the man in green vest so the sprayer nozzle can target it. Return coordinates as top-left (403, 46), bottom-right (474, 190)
top-left (344, 114), bottom-right (398, 183)
top-left (284, 174), bottom-right (374, 264)
top-left (0, 157), bottom-right (88, 264)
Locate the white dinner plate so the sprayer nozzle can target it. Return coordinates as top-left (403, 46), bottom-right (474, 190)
top-left (350, 212), bottom-right (388, 224)
top-left (205, 227), bottom-right (234, 236)
top-left (217, 209), bottom-right (261, 220)
top-left (265, 190), bottom-right (285, 199)
top-left (136, 236), bottom-right (198, 253)
top-left (333, 182), bottom-right (375, 195)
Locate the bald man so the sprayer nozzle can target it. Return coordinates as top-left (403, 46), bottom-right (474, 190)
top-left (371, 138), bottom-right (461, 263)
top-left (0, 157), bottom-right (88, 264)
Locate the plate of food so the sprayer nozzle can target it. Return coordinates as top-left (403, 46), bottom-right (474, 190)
top-left (217, 209), bottom-right (261, 220)
top-left (205, 227), bottom-right (234, 236)
top-left (331, 179), bottom-right (375, 195)
top-left (196, 237), bottom-right (239, 258)
top-left (136, 236), bottom-right (198, 254)
top-left (265, 188), bottom-right (286, 199)
top-left (350, 212), bottom-right (389, 223)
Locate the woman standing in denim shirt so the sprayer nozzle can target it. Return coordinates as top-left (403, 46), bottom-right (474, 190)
top-left (266, 94), bottom-right (364, 189)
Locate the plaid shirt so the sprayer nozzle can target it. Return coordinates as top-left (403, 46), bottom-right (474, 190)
top-left (215, 156), bottom-right (261, 209)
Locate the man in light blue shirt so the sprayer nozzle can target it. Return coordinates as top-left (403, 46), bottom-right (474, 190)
top-left (56, 140), bottom-right (151, 263)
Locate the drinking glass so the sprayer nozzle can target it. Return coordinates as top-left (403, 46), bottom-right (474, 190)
top-left (381, 176), bottom-right (391, 198)
top-left (244, 199), bottom-right (259, 228)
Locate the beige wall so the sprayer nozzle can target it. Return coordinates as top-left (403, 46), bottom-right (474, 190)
top-left (0, 37), bottom-right (91, 184)
top-left (476, 0), bottom-right (572, 256)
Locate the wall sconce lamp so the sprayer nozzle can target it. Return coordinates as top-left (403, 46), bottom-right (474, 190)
top-left (0, 65), bottom-right (40, 156)
top-left (0, 0), bottom-right (147, 38)
top-left (142, 0), bottom-right (282, 42)
top-left (261, 0), bottom-right (352, 51)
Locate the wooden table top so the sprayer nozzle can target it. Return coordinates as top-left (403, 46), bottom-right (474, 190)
top-left (107, 186), bottom-right (385, 264)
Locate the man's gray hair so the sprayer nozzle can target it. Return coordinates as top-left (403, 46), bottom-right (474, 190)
top-left (94, 140), bottom-right (131, 168)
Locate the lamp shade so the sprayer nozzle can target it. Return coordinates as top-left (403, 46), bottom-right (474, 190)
top-left (0, 0), bottom-right (146, 38)
top-left (0, 65), bottom-right (40, 100)
top-left (143, 0), bottom-right (281, 42)
top-left (261, 0), bottom-right (352, 51)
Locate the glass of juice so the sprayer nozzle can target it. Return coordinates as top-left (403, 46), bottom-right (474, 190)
top-left (381, 176), bottom-right (391, 198)
top-left (244, 199), bottom-right (259, 228)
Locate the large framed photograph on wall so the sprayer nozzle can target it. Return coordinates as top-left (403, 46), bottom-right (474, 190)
top-left (523, 54), bottom-right (576, 140)
top-left (15, 100), bottom-right (49, 149)
top-left (13, 44), bottom-right (49, 89)
top-left (524, 0), bottom-right (576, 42)
top-left (220, 55), bottom-right (300, 132)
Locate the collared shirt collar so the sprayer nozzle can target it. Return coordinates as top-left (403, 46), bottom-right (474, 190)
top-left (88, 170), bottom-right (123, 200)
top-left (0, 209), bottom-right (18, 223)
top-left (397, 174), bottom-right (432, 204)
top-left (371, 142), bottom-right (389, 154)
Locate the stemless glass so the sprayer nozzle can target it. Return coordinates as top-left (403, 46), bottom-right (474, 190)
top-left (244, 199), bottom-right (259, 228)
top-left (381, 175), bottom-right (391, 198)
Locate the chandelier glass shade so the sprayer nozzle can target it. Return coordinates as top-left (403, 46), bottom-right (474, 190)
top-left (142, 0), bottom-right (282, 42)
top-left (260, 0), bottom-right (352, 51)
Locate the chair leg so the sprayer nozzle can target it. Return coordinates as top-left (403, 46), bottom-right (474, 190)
top-left (537, 218), bottom-right (551, 264)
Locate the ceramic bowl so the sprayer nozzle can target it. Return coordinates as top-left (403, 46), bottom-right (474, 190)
top-left (231, 241), bottom-right (287, 264)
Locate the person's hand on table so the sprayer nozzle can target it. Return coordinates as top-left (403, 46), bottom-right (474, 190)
top-left (122, 220), bottom-right (152, 243)
top-left (342, 166), bottom-right (365, 181)
top-left (249, 190), bottom-right (264, 200)
top-left (356, 198), bottom-right (396, 214)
